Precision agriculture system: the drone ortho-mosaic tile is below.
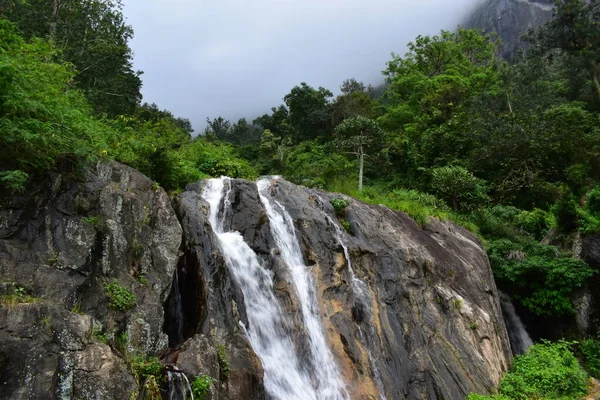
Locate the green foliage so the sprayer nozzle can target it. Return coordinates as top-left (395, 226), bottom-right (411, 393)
top-left (1, 284), bottom-right (37, 309)
top-left (215, 344), bottom-right (230, 378)
top-left (469, 341), bottom-right (588, 399)
top-left (502, 341), bottom-right (588, 399)
top-left (553, 188), bottom-right (580, 233)
top-left (430, 166), bottom-right (489, 211)
top-left (487, 238), bottom-right (594, 316)
top-left (81, 216), bottom-right (100, 226)
top-left (131, 355), bottom-right (164, 384)
top-left (581, 337), bottom-right (600, 378)
top-left (0, 20), bottom-right (108, 179)
top-left (191, 375), bottom-right (217, 400)
top-left (3, 0), bottom-right (142, 116)
top-left (515, 208), bottom-right (554, 241)
top-left (587, 186), bottom-right (600, 216)
top-left (0, 170), bottom-right (29, 193)
top-left (104, 279), bottom-right (136, 311)
top-left (331, 198), bottom-right (349, 215)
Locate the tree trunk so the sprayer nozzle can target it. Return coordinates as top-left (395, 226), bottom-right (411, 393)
top-left (49, 0), bottom-right (59, 41)
top-left (358, 145), bottom-right (364, 192)
top-left (592, 69), bottom-right (600, 102)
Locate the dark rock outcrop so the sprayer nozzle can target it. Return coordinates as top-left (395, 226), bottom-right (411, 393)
top-left (464, 0), bottom-right (554, 59)
top-left (0, 161), bottom-right (181, 399)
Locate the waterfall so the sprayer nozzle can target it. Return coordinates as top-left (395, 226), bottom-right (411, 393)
top-left (167, 367), bottom-right (194, 400)
top-left (499, 292), bottom-right (533, 354)
top-left (257, 179), bottom-right (348, 400)
top-left (316, 195), bottom-right (387, 400)
top-left (202, 177), bottom-right (319, 400)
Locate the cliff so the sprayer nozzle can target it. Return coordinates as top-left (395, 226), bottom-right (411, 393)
top-left (464, 0), bottom-right (554, 59)
top-left (0, 162), bottom-right (512, 399)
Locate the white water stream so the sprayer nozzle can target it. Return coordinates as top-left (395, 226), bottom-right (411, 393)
top-left (257, 179), bottom-right (348, 400)
top-left (202, 177), bottom-right (348, 399)
top-left (499, 292), bottom-right (533, 354)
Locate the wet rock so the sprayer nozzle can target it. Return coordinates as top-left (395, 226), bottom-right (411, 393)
top-left (0, 161), bottom-right (181, 399)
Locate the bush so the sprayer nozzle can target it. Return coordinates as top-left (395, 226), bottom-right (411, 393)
top-left (331, 197), bottom-right (349, 215)
top-left (131, 355), bottom-right (164, 384)
top-left (500, 341), bottom-right (588, 399)
top-left (431, 165), bottom-right (489, 211)
top-left (515, 208), bottom-right (554, 240)
top-left (487, 238), bottom-right (594, 316)
top-left (104, 279), bottom-right (136, 311)
top-left (553, 188), bottom-right (579, 233)
top-left (191, 375), bottom-right (217, 400)
top-left (581, 337), bottom-right (600, 378)
top-left (587, 186), bottom-right (600, 216)
top-left (469, 341), bottom-right (588, 400)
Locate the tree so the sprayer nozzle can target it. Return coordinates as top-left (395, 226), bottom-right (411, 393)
top-left (204, 117), bottom-right (232, 141)
top-left (531, 0), bottom-right (600, 107)
top-left (3, 0), bottom-right (142, 116)
top-left (332, 78), bottom-right (379, 125)
top-left (284, 82), bottom-right (333, 140)
top-left (334, 117), bottom-right (384, 191)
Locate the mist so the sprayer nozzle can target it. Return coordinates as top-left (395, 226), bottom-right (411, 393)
top-left (122, 0), bottom-right (482, 132)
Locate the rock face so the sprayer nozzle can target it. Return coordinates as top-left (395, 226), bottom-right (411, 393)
top-left (174, 178), bottom-right (512, 399)
top-left (0, 161), bottom-right (181, 399)
top-left (0, 167), bottom-right (511, 399)
top-left (464, 0), bottom-right (554, 59)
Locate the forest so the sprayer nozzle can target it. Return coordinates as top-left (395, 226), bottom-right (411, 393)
top-left (1, 0), bottom-right (600, 398)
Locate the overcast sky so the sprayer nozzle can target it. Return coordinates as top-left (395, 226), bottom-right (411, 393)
top-left (122, 0), bottom-right (481, 132)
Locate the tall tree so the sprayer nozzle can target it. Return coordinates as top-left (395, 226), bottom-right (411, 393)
top-left (3, 0), bottom-right (142, 116)
top-left (530, 0), bottom-right (600, 108)
top-left (334, 117), bottom-right (384, 191)
top-left (332, 78), bottom-right (379, 125)
top-left (283, 82), bottom-right (333, 141)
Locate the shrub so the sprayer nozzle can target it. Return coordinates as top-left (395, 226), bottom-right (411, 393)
top-left (131, 355), bottom-right (164, 385)
top-left (553, 188), bottom-right (579, 233)
top-left (587, 186), bottom-right (600, 216)
top-left (430, 165), bottom-right (489, 211)
top-left (191, 375), bottom-right (217, 400)
top-left (468, 341), bottom-right (588, 400)
top-left (499, 341), bottom-right (588, 399)
top-left (581, 337), bottom-right (600, 378)
top-left (331, 197), bottom-right (349, 216)
top-left (0, 170), bottom-right (29, 193)
top-left (515, 208), bottom-right (553, 240)
top-left (216, 344), bottom-right (230, 378)
top-left (104, 279), bottom-right (136, 311)
top-left (487, 239), bottom-right (594, 316)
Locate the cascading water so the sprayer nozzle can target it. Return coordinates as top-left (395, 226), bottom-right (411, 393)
top-left (257, 179), bottom-right (348, 400)
top-left (499, 292), bottom-right (533, 354)
top-left (316, 195), bottom-right (387, 400)
top-left (202, 177), bottom-right (320, 400)
top-left (167, 367), bottom-right (194, 400)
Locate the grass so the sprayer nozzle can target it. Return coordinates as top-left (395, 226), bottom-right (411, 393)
top-left (0, 285), bottom-right (38, 310)
top-left (327, 179), bottom-right (452, 227)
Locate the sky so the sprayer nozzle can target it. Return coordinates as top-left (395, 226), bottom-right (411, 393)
top-left (122, 0), bottom-right (482, 132)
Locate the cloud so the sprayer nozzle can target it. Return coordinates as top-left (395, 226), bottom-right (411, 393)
top-left (123, 0), bottom-right (481, 131)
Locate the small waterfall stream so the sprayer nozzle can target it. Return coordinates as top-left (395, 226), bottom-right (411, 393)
top-left (202, 177), bottom-right (322, 400)
top-left (316, 195), bottom-right (387, 400)
top-left (167, 368), bottom-right (194, 400)
top-left (499, 292), bottom-right (533, 354)
top-left (257, 179), bottom-right (348, 400)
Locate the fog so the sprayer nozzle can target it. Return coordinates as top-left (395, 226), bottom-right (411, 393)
top-left (122, 0), bottom-right (482, 132)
